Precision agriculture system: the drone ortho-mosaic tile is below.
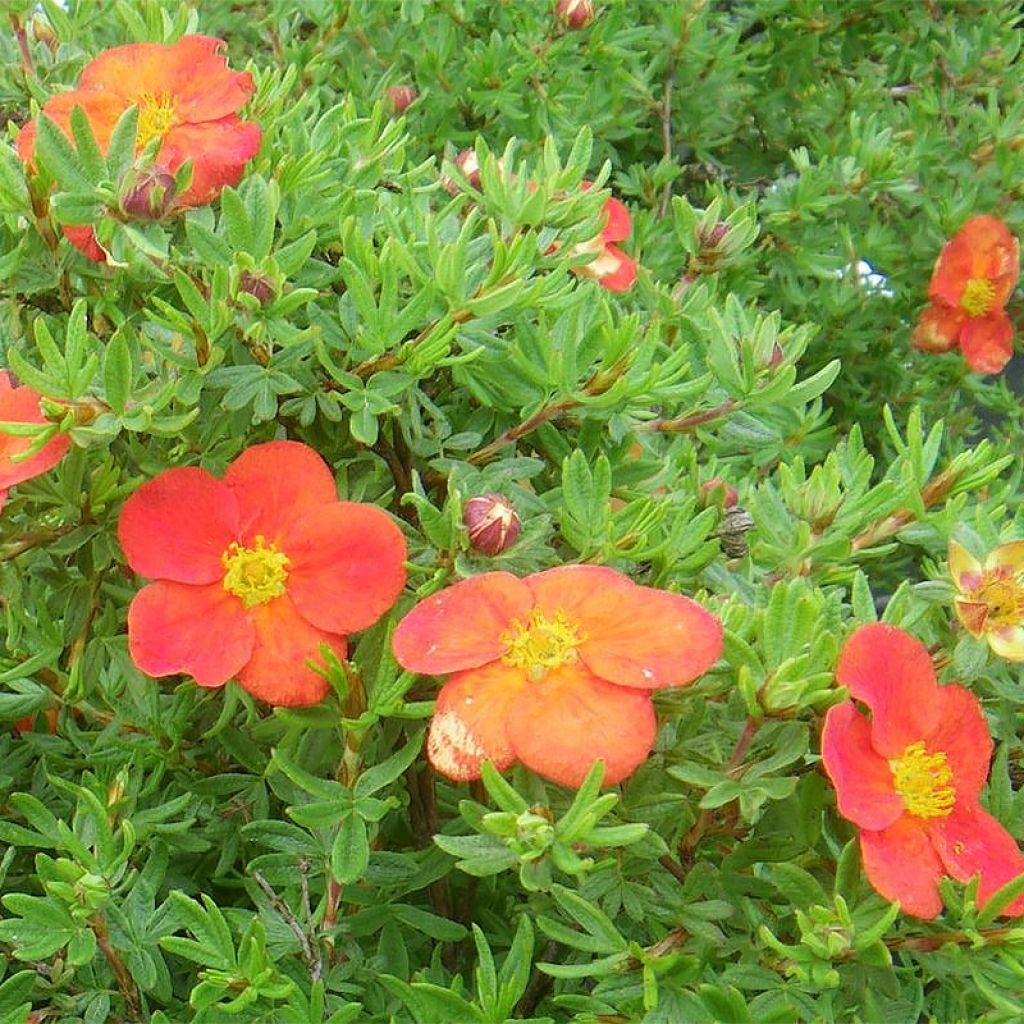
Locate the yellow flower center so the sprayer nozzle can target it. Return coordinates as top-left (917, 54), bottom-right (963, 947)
top-left (975, 571), bottom-right (1024, 629)
top-left (889, 741), bottom-right (955, 819)
top-left (500, 609), bottom-right (584, 680)
top-left (961, 276), bottom-right (996, 318)
top-left (222, 535), bottom-right (290, 608)
top-left (136, 91), bottom-right (180, 150)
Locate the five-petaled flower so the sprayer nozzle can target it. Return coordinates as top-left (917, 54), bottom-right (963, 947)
top-left (567, 182), bottom-right (637, 293)
top-left (0, 371), bottom-right (70, 513)
top-left (118, 441), bottom-right (407, 707)
top-left (949, 538), bottom-right (1024, 661)
top-left (392, 565), bottom-right (722, 788)
top-left (822, 623), bottom-right (1024, 919)
top-left (17, 34), bottom-right (261, 261)
top-left (912, 215), bottom-right (1019, 374)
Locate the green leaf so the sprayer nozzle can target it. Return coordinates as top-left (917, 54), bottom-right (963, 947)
top-left (331, 814), bottom-right (369, 884)
top-left (103, 328), bottom-right (133, 415)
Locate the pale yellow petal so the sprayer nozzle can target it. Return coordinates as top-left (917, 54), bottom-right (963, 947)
top-left (948, 538), bottom-right (982, 592)
top-left (989, 626), bottom-right (1024, 662)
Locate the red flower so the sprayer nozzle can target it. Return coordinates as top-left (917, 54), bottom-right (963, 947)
top-left (17, 35), bottom-right (261, 261)
top-left (0, 371), bottom-right (70, 512)
top-left (392, 565), bottom-right (722, 787)
top-left (912, 216), bottom-right (1019, 374)
top-left (568, 182), bottom-right (637, 292)
top-left (117, 441), bottom-right (407, 707)
top-left (822, 624), bottom-right (1024, 919)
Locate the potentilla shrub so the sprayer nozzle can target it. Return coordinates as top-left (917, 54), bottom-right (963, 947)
top-left (3, 2), bottom-right (1024, 1022)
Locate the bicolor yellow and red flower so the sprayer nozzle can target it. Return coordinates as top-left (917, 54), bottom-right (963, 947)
top-left (822, 623), bottom-right (1024, 919)
top-left (392, 565), bottom-right (722, 788)
top-left (567, 182), bottom-right (637, 292)
top-left (912, 216), bottom-right (1019, 374)
top-left (118, 441), bottom-right (406, 707)
top-left (949, 538), bottom-right (1024, 661)
top-left (0, 371), bottom-right (70, 513)
top-left (17, 35), bottom-right (261, 261)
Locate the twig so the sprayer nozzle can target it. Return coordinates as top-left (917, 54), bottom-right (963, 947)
top-left (467, 397), bottom-right (578, 466)
top-left (251, 870), bottom-right (323, 981)
top-left (89, 913), bottom-right (141, 1018)
top-left (640, 399), bottom-right (739, 434)
top-left (9, 14), bottom-right (36, 81)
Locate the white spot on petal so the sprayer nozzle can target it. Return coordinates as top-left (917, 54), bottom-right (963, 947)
top-left (428, 709), bottom-right (486, 781)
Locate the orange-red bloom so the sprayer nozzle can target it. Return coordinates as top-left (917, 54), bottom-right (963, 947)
top-left (822, 624), bottom-right (1024, 919)
top-left (0, 371), bottom-right (70, 513)
top-left (912, 216), bottom-right (1019, 374)
top-left (118, 441), bottom-right (407, 707)
top-left (17, 35), bottom-right (261, 261)
top-left (392, 565), bottom-right (722, 787)
top-left (949, 538), bottom-right (1024, 661)
top-left (568, 182), bottom-right (637, 292)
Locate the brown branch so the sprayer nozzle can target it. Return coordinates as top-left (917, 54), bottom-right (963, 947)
top-left (467, 397), bottom-right (578, 466)
top-left (251, 870), bottom-right (322, 981)
top-left (885, 925), bottom-right (1016, 953)
top-left (640, 399), bottom-right (739, 434)
top-left (10, 14), bottom-right (36, 81)
top-left (89, 913), bottom-right (141, 1017)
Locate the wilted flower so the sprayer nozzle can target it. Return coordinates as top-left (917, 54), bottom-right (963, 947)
top-left (463, 493), bottom-right (521, 555)
top-left (822, 624), bottom-right (1024, 919)
top-left (392, 565), bottom-right (722, 787)
top-left (17, 35), bottom-right (261, 261)
top-left (912, 216), bottom-right (1019, 374)
top-left (118, 441), bottom-right (407, 707)
top-left (555, 0), bottom-right (595, 29)
top-left (0, 371), bottom-right (70, 513)
top-left (949, 538), bottom-right (1024, 661)
top-left (387, 85), bottom-right (418, 114)
top-left (567, 182), bottom-right (637, 292)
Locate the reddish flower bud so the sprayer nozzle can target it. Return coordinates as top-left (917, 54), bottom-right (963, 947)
top-left (463, 493), bottom-right (521, 555)
top-left (119, 167), bottom-right (177, 220)
top-left (387, 85), bottom-right (418, 114)
top-left (769, 341), bottom-right (784, 368)
top-left (441, 149), bottom-right (482, 196)
top-left (700, 477), bottom-right (738, 508)
top-left (556, 0), bottom-right (595, 29)
top-left (239, 271), bottom-right (275, 305)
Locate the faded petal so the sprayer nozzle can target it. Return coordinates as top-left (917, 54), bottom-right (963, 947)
top-left (948, 538), bottom-right (982, 592)
top-left (912, 303), bottom-right (963, 354)
top-left (960, 312), bottom-right (1013, 375)
top-left (598, 245), bottom-right (637, 292)
top-left (954, 598), bottom-right (989, 637)
top-left (985, 541), bottom-right (1024, 575)
top-left (988, 626), bottom-right (1024, 662)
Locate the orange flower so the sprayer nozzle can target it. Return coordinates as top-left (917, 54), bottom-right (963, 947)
top-left (17, 35), bottom-right (261, 261)
top-left (392, 565), bottom-right (722, 787)
top-left (949, 539), bottom-right (1024, 661)
top-left (822, 624), bottom-right (1024, 919)
top-left (912, 216), bottom-right (1019, 374)
top-left (117, 441), bottom-right (407, 707)
top-left (568, 182), bottom-right (637, 292)
top-left (0, 371), bottom-right (70, 513)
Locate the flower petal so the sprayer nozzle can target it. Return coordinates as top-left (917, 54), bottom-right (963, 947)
top-left (954, 598), bottom-right (989, 637)
top-left (985, 540), bottom-right (1024, 574)
top-left (925, 684), bottom-right (991, 805)
top-left (948, 538), bottom-right (982, 592)
top-left (159, 117), bottom-right (261, 207)
top-left (930, 216), bottom-right (1019, 309)
top-left (911, 303), bottom-right (963, 354)
top-left (127, 580), bottom-right (253, 687)
top-left (118, 467), bottom-right (239, 583)
top-left (286, 502), bottom-right (407, 634)
top-left (835, 624), bottom-right (940, 757)
top-left (821, 701), bottom-right (904, 831)
top-left (989, 626), bottom-right (1024, 662)
top-left (960, 313), bottom-right (1013, 375)
top-left (598, 245), bottom-right (637, 292)
top-left (19, 90), bottom-right (128, 165)
top-left (860, 816), bottom-right (945, 919)
top-left (507, 662), bottom-right (656, 787)
top-left (931, 803), bottom-right (1024, 915)
top-left (0, 382), bottom-right (70, 491)
top-left (601, 197), bottom-right (632, 244)
top-left (392, 573), bottom-right (534, 674)
top-left (63, 225), bottom-right (106, 263)
top-left (236, 594), bottom-right (343, 707)
top-left (527, 565), bottom-right (722, 690)
top-left (426, 662), bottom-right (525, 781)
top-left (224, 441), bottom-right (338, 545)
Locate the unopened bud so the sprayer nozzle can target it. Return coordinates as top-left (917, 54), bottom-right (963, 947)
top-left (387, 85), bottom-right (418, 114)
top-left (556, 0), bottom-right (595, 29)
top-left (463, 493), bottom-right (521, 555)
top-left (698, 222), bottom-right (729, 249)
top-left (769, 341), bottom-right (784, 368)
top-left (239, 271), bottom-right (275, 305)
top-left (119, 167), bottom-right (176, 220)
top-left (442, 149), bottom-right (482, 195)
top-left (700, 476), bottom-right (738, 509)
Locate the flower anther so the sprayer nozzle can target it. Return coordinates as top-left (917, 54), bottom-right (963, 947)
top-left (222, 535), bottom-right (290, 607)
top-left (961, 277), bottom-right (997, 318)
top-left (137, 91), bottom-right (180, 148)
top-left (500, 609), bottom-right (585, 680)
top-left (889, 742), bottom-right (955, 819)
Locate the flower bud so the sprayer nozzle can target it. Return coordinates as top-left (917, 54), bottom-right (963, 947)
top-left (442, 149), bottom-right (482, 195)
top-left (387, 85), bottom-right (418, 114)
top-left (119, 167), bottom-right (176, 220)
top-left (697, 222), bottom-right (729, 249)
top-left (700, 476), bottom-right (738, 509)
top-left (556, 0), bottom-right (595, 29)
top-left (239, 271), bottom-right (275, 306)
top-left (463, 493), bottom-right (521, 555)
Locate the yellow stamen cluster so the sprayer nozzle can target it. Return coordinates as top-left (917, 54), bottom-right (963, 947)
top-left (136, 91), bottom-right (180, 150)
top-left (974, 571), bottom-right (1024, 630)
top-left (889, 741), bottom-right (955, 819)
top-left (501, 608), bottom-right (584, 680)
top-left (960, 277), bottom-right (996, 318)
top-left (222, 535), bottom-right (290, 608)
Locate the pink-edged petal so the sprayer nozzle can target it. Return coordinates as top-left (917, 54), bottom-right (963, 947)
top-left (985, 541), bottom-right (1024, 574)
top-left (506, 662), bottom-right (656, 788)
top-left (860, 817), bottom-right (944, 919)
top-left (924, 684), bottom-right (991, 804)
top-left (931, 803), bottom-right (1024, 915)
top-left (948, 538), bottom-right (981, 591)
top-left (989, 626), bottom-right (1024, 662)
top-left (598, 246), bottom-right (637, 292)
top-left (426, 661), bottom-right (526, 782)
top-left (954, 598), bottom-right (989, 637)
top-left (392, 573), bottom-right (534, 675)
top-left (159, 117), bottom-right (261, 207)
top-left (118, 467), bottom-right (239, 583)
top-left (127, 580), bottom-right (253, 687)
top-left (835, 624), bottom-right (940, 757)
top-left (960, 313), bottom-right (1013, 375)
top-left (235, 594), bottom-right (344, 707)
top-left (224, 441), bottom-right (337, 545)
top-left (821, 702), bottom-right (904, 831)
top-left (601, 196), bottom-right (632, 244)
top-left (286, 502), bottom-right (407, 634)
top-left (527, 565), bottom-right (722, 690)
